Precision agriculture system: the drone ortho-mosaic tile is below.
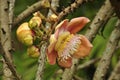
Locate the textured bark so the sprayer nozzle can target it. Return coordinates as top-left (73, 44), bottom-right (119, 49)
top-left (0, 0), bottom-right (20, 80)
top-left (52, 0), bottom-right (85, 32)
top-left (77, 58), bottom-right (100, 70)
top-left (1, 0), bottom-right (13, 80)
top-left (108, 59), bottom-right (120, 80)
top-left (46, 0), bottom-right (59, 28)
top-left (85, 0), bottom-right (114, 42)
top-left (35, 42), bottom-right (47, 80)
top-left (9, 0), bottom-right (15, 29)
top-left (35, 0), bottom-right (59, 79)
top-left (93, 20), bottom-right (120, 80)
top-left (13, 0), bottom-right (45, 27)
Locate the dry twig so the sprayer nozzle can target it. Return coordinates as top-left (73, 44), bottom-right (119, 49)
top-left (0, 0), bottom-right (20, 80)
top-left (35, 0), bottom-right (59, 80)
top-left (46, 0), bottom-right (59, 28)
top-left (35, 42), bottom-right (48, 80)
top-left (73, 75), bottom-right (85, 80)
top-left (93, 20), bottom-right (120, 80)
top-left (77, 58), bottom-right (100, 70)
top-left (108, 59), bottom-right (120, 80)
top-left (13, 0), bottom-right (48, 27)
top-left (51, 0), bottom-right (86, 34)
top-left (85, 0), bottom-right (114, 41)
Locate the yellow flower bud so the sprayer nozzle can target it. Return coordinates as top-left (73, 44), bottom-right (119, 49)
top-left (27, 46), bottom-right (40, 58)
top-left (28, 16), bottom-right (42, 29)
top-left (41, 0), bottom-right (50, 8)
top-left (49, 14), bottom-right (58, 22)
top-left (16, 22), bottom-right (33, 46)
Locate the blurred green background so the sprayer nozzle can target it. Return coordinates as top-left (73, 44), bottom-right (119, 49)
top-left (0, 0), bottom-right (119, 80)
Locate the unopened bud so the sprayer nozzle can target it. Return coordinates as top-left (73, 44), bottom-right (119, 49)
top-left (16, 22), bottom-right (33, 46)
top-left (27, 45), bottom-right (40, 58)
top-left (41, 0), bottom-right (50, 8)
top-left (49, 14), bottom-right (58, 22)
top-left (29, 16), bottom-right (42, 29)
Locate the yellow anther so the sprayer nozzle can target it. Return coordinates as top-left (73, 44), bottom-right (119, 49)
top-left (56, 34), bottom-right (74, 57)
top-left (55, 31), bottom-right (70, 51)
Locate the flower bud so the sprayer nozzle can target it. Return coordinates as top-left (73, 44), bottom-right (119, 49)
top-left (49, 14), bottom-right (58, 22)
top-left (28, 16), bottom-right (42, 29)
top-left (16, 22), bottom-right (34, 46)
top-left (27, 45), bottom-right (40, 58)
top-left (41, 0), bottom-right (50, 8)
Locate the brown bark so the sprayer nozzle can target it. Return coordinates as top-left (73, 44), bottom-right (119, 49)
top-left (35, 42), bottom-right (48, 80)
top-left (93, 20), bottom-right (120, 80)
top-left (108, 59), bottom-right (120, 80)
top-left (13, 0), bottom-right (46, 27)
top-left (0, 0), bottom-right (20, 80)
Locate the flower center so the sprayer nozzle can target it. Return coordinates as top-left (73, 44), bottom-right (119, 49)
top-left (55, 32), bottom-right (81, 61)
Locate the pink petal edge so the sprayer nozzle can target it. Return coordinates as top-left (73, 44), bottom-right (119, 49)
top-left (47, 49), bottom-right (57, 65)
top-left (58, 57), bottom-right (72, 68)
top-left (54, 19), bottom-right (69, 38)
top-left (73, 35), bottom-right (93, 58)
top-left (67, 17), bottom-right (90, 34)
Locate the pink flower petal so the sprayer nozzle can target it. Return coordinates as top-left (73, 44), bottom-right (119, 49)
top-left (48, 34), bottom-right (57, 53)
top-left (58, 57), bottom-right (72, 68)
top-left (73, 35), bottom-right (93, 58)
top-left (47, 49), bottom-right (57, 65)
top-left (54, 19), bottom-right (68, 38)
top-left (55, 19), bottom-right (68, 31)
top-left (67, 17), bottom-right (90, 34)
top-left (47, 34), bottom-right (58, 65)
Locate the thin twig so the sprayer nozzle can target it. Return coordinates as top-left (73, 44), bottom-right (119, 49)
top-left (108, 59), bottom-right (120, 80)
top-left (73, 75), bottom-right (85, 80)
top-left (0, 71), bottom-right (3, 76)
top-left (46, 0), bottom-right (59, 28)
top-left (116, 40), bottom-right (120, 50)
top-left (13, 0), bottom-right (46, 27)
top-left (35, 42), bottom-right (48, 80)
top-left (85, 0), bottom-right (114, 41)
top-left (77, 58), bottom-right (100, 70)
top-left (93, 20), bottom-right (120, 80)
top-left (50, 0), bottom-right (86, 35)
top-left (9, 0), bottom-right (15, 29)
top-left (35, 0), bottom-right (59, 79)
top-left (0, 45), bottom-right (21, 80)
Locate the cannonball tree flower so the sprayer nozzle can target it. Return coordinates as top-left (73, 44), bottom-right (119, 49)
top-left (47, 17), bottom-right (93, 68)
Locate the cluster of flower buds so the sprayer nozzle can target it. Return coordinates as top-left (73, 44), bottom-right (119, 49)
top-left (16, 12), bottom-right (42, 58)
top-left (28, 12), bottom-right (42, 29)
top-left (16, 11), bottom-right (59, 58)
